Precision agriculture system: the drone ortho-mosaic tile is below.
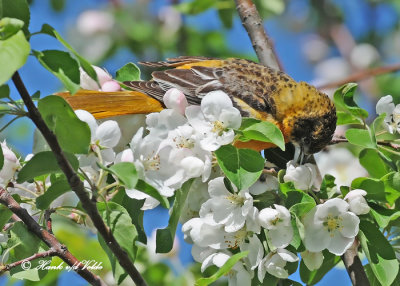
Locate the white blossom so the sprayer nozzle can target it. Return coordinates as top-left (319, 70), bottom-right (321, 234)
top-left (344, 189), bottom-right (370, 215)
top-left (199, 177), bottom-right (255, 233)
top-left (258, 205), bottom-right (293, 248)
top-left (376, 95), bottom-right (400, 134)
top-left (0, 142), bottom-right (20, 185)
top-left (249, 175), bottom-right (279, 195)
top-left (303, 198), bottom-right (360, 256)
top-left (301, 250), bottom-right (324, 271)
top-left (79, 66), bottom-right (118, 91)
top-left (284, 160), bottom-right (317, 190)
top-left (75, 110), bottom-right (121, 167)
top-left (77, 10), bottom-right (114, 36)
top-left (163, 88), bottom-right (188, 115)
top-left (258, 249), bottom-right (298, 280)
top-left (241, 234), bottom-right (264, 270)
top-left (186, 91), bottom-right (241, 151)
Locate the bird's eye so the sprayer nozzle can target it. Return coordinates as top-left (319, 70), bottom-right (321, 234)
top-left (303, 137), bottom-right (311, 145)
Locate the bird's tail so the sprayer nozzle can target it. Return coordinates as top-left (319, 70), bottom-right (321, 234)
top-left (58, 90), bottom-right (163, 119)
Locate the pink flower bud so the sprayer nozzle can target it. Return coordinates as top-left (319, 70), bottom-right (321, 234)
top-left (101, 80), bottom-right (121, 92)
top-left (163, 88), bottom-right (188, 115)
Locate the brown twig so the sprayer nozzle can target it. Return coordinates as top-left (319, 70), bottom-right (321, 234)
top-left (330, 137), bottom-right (400, 150)
top-left (0, 188), bottom-right (106, 285)
top-left (318, 62), bottom-right (400, 90)
top-left (0, 249), bottom-right (57, 274)
top-left (234, 0), bottom-right (282, 70)
top-left (44, 209), bottom-right (55, 234)
top-left (342, 239), bottom-right (370, 286)
top-left (12, 72), bottom-right (147, 286)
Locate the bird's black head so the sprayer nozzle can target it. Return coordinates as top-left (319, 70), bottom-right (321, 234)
top-left (291, 109), bottom-right (337, 154)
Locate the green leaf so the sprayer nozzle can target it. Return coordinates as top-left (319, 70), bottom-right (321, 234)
top-left (288, 192), bottom-right (316, 218)
top-left (175, 0), bottom-right (215, 14)
top-left (351, 177), bottom-right (386, 202)
top-left (33, 50), bottom-right (80, 94)
top-left (364, 264), bottom-right (383, 286)
top-left (39, 24), bottom-right (98, 82)
top-left (97, 202), bottom-right (138, 262)
top-left (116, 62), bottom-right (141, 82)
top-left (37, 95), bottom-right (90, 154)
top-left (156, 179), bottom-right (193, 253)
top-left (107, 162), bottom-right (138, 189)
top-left (336, 111), bottom-right (363, 125)
top-left (0, 30), bottom-right (30, 85)
top-left (359, 149), bottom-right (390, 178)
top-left (299, 250), bottom-right (341, 285)
top-left (318, 174), bottom-right (336, 199)
top-left (238, 120), bottom-right (285, 150)
top-left (215, 145), bottom-right (265, 190)
top-left (7, 222), bottom-right (50, 281)
top-left (135, 179), bottom-right (170, 209)
top-left (345, 129), bottom-right (376, 149)
top-left (111, 190), bottom-right (147, 244)
top-left (333, 83), bottom-right (368, 119)
top-left (0, 0), bottom-right (30, 35)
top-left (17, 151), bottom-right (79, 183)
top-left (195, 251), bottom-right (249, 286)
top-left (381, 172), bottom-right (400, 205)
top-left (0, 17), bottom-right (24, 40)
top-left (0, 84), bottom-right (10, 99)
top-left (370, 203), bottom-right (400, 228)
top-left (218, 8), bottom-right (234, 29)
top-left (50, 0), bottom-right (65, 11)
top-left (0, 204), bottom-right (12, 229)
top-left (359, 220), bottom-right (399, 286)
top-left (36, 179), bottom-right (71, 210)
top-left (98, 235), bottom-right (127, 284)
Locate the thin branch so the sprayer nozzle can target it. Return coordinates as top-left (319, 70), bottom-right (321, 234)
top-left (0, 188), bottom-right (106, 285)
top-left (12, 72), bottom-right (147, 286)
top-left (318, 62), bottom-right (400, 90)
top-left (234, 0), bottom-right (282, 70)
top-left (0, 249), bottom-right (57, 274)
top-left (341, 239), bottom-right (370, 286)
top-left (44, 209), bottom-right (55, 234)
top-left (330, 137), bottom-right (400, 150)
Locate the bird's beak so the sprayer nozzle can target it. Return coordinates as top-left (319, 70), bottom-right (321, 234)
top-left (293, 144), bottom-right (305, 164)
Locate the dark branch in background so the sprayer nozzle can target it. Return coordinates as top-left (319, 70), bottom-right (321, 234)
top-left (234, 2), bottom-right (370, 286)
top-left (234, 0), bottom-right (282, 70)
top-left (0, 188), bottom-right (106, 285)
top-left (12, 72), bottom-right (147, 286)
top-left (318, 62), bottom-right (400, 90)
top-left (44, 209), bottom-right (55, 234)
top-left (342, 240), bottom-right (370, 286)
top-left (0, 249), bottom-right (57, 274)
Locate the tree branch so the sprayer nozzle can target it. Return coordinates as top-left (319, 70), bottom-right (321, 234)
top-left (317, 62), bottom-right (400, 90)
top-left (330, 137), bottom-right (400, 150)
top-left (341, 239), bottom-right (370, 286)
top-left (12, 72), bottom-right (147, 286)
top-left (234, 0), bottom-right (282, 70)
top-left (0, 188), bottom-right (106, 285)
top-left (0, 249), bottom-right (57, 274)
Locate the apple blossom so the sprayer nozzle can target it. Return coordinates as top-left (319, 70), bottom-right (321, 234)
top-left (199, 177), bottom-right (255, 233)
top-left (376, 95), bottom-right (400, 134)
top-left (258, 248), bottom-right (298, 280)
top-left (303, 198), bottom-right (360, 255)
top-left (258, 204), bottom-right (293, 248)
top-left (344, 189), bottom-right (370, 215)
top-left (0, 141), bottom-right (20, 185)
top-left (163, 88), bottom-right (188, 115)
top-left (185, 91), bottom-right (241, 151)
top-left (284, 160), bottom-right (318, 190)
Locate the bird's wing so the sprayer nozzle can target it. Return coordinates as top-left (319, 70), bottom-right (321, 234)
top-left (124, 57), bottom-right (226, 104)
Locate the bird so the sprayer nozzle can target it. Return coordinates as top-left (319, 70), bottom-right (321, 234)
top-left (61, 56), bottom-right (337, 154)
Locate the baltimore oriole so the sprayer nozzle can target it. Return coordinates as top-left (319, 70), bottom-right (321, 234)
top-left (60, 56), bottom-right (336, 154)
